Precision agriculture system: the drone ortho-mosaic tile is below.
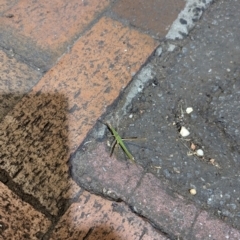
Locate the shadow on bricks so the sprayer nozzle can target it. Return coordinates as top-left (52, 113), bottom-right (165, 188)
top-left (0, 91), bottom-right (80, 217)
top-left (49, 223), bottom-right (125, 240)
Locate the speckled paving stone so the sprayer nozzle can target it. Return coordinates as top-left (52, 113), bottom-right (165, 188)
top-left (0, 17), bottom-right (157, 215)
top-left (129, 173), bottom-right (198, 238)
top-left (71, 143), bottom-right (144, 201)
top-left (191, 211), bottom-right (240, 240)
top-left (49, 191), bottom-right (168, 240)
top-left (0, 50), bottom-right (41, 121)
top-left (0, 0), bottom-right (17, 12)
top-left (0, 0), bottom-right (111, 70)
top-left (112, 0), bottom-right (185, 38)
top-left (127, 173), bottom-right (240, 239)
top-left (0, 182), bottom-right (51, 240)
top-left (71, 140), bottom-right (240, 238)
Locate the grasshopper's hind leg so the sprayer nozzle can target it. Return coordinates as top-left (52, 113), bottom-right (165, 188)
top-left (110, 139), bottom-right (117, 157)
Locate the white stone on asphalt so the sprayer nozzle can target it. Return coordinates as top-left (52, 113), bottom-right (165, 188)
top-left (180, 126), bottom-right (190, 137)
top-left (196, 149), bottom-right (204, 157)
top-left (190, 188), bottom-right (197, 195)
top-left (186, 107), bottom-right (193, 114)
top-left (167, 44), bottom-right (176, 52)
top-left (155, 47), bottom-right (162, 57)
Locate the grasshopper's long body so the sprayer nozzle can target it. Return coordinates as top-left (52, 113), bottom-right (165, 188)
top-left (106, 122), bottom-right (135, 163)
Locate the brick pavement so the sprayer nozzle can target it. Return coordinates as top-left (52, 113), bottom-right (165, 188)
top-left (1, 0), bottom-right (238, 239)
top-left (72, 143), bottom-right (240, 239)
top-left (0, 182), bottom-right (51, 239)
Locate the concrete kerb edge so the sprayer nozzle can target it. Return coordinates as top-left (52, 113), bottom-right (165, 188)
top-left (166, 0), bottom-right (214, 40)
top-left (108, 0), bottom-right (216, 120)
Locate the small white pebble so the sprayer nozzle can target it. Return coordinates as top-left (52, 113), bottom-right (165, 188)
top-left (186, 107), bottom-right (193, 114)
top-left (129, 114), bottom-right (133, 118)
top-left (180, 126), bottom-right (190, 137)
top-left (155, 47), bottom-right (162, 57)
top-left (226, 68), bottom-right (231, 72)
top-left (196, 149), bottom-right (204, 157)
top-left (190, 189), bottom-right (197, 195)
top-left (168, 44), bottom-right (176, 52)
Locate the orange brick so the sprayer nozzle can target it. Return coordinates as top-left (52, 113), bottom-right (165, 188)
top-left (0, 50), bottom-right (41, 121)
top-left (33, 17), bottom-right (158, 151)
top-left (0, 17), bottom-right (157, 215)
top-left (1, 0), bottom-right (110, 49)
top-left (0, 182), bottom-right (51, 240)
top-left (0, 0), bottom-right (110, 68)
top-left (112, 0), bottom-right (185, 38)
top-left (49, 191), bottom-right (167, 240)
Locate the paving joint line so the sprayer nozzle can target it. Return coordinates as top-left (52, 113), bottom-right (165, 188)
top-left (129, 203), bottom-right (177, 240)
top-left (0, 169), bottom-right (53, 220)
top-left (104, 8), bottom-right (163, 42)
top-left (185, 210), bottom-right (201, 240)
top-left (0, 1), bottom-right (119, 73)
top-left (70, 163), bottom-right (172, 239)
top-left (0, 45), bottom-right (44, 74)
top-left (48, 1), bottom-right (128, 73)
top-left (82, 227), bottom-right (94, 240)
top-left (41, 188), bottom-right (85, 240)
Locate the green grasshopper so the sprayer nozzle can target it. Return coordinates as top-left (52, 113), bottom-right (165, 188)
top-left (104, 122), bottom-right (135, 163)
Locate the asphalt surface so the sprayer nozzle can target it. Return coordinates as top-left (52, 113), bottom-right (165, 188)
top-left (72, 0), bottom-right (240, 232)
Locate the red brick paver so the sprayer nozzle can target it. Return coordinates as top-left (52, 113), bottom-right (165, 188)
top-left (0, 182), bottom-right (51, 240)
top-left (132, 173), bottom-right (240, 239)
top-left (1, 0), bottom-right (110, 48)
top-left (112, 0), bottom-right (185, 38)
top-left (72, 143), bottom-right (144, 201)
top-left (0, 92), bottom-right (82, 215)
top-left (32, 16), bottom-right (158, 152)
top-left (130, 173), bottom-right (197, 237)
top-left (192, 211), bottom-right (240, 240)
top-left (0, 0), bottom-right (110, 69)
top-left (0, 50), bottom-right (41, 120)
top-left (0, 16), bottom-right (157, 216)
top-left (72, 142), bottom-right (240, 239)
top-left (49, 191), bottom-right (168, 240)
